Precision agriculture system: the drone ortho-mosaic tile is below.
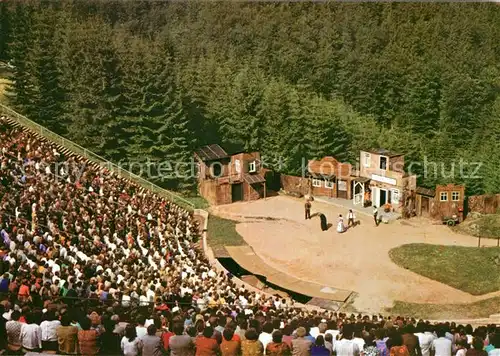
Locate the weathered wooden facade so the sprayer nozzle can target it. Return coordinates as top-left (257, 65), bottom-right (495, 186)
top-left (415, 184), bottom-right (465, 221)
top-left (308, 156), bottom-right (353, 200)
top-left (356, 149), bottom-right (417, 212)
top-left (195, 144), bottom-right (266, 205)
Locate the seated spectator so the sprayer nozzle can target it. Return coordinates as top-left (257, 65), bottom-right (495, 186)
top-left (169, 323), bottom-right (194, 356)
top-left (312, 335), bottom-right (330, 356)
top-left (142, 324), bottom-right (164, 356)
top-left (466, 338), bottom-right (487, 356)
top-left (78, 316), bottom-right (99, 356)
top-left (122, 324), bottom-right (143, 356)
top-left (57, 313), bottom-right (79, 355)
top-left (40, 310), bottom-right (61, 352)
top-left (292, 326), bottom-right (313, 356)
top-left (100, 318), bottom-right (121, 356)
top-left (6, 310), bottom-right (22, 353)
top-left (242, 328), bottom-right (264, 356)
top-left (222, 327), bottom-right (241, 356)
top-left (362, 336), bottom-right (381, 356)
top-left (266, 330), bottom-right (291, 356)
top-left (196, 326), bottom-right (219, 356)
top-left (20, 313), bottom-right (42, 353)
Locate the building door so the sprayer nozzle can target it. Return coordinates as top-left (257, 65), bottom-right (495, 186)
top-left (353, 181), bottom-right (364, 206)
top-left (231, 183), bottom-right (243, 202)
top-left (379, 189), bottom-right (387, 206)
top-left (421, 196), bottom-right (430, 216)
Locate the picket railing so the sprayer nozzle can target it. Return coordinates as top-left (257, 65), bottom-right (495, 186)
top-left (0, 103), bottom-right (195, 211)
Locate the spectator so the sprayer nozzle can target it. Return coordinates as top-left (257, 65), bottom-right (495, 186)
top-left (293, 326), bottom-right (313, 356)
top-left (195, 326), bottom-right (219, 356)
top-left (431, 328), bottom-right (452, 356)
top-left (78, 316), bottom-right (99, 356)
top-left (324, 333), bottom-right (334, 355)
top-left (6, 310), bottom-right (22, 353)
top-left (402, 325), bottom-right (422, 356)
top-left (387, 332), bottom-right (409, 356)
top-left (169, 323), bottom-right (194, 356)
top-left (311, 335), bottom-right (330, 356)
top-left (466, 337), bottom-right (487, 356)
top-left (362, 335), bottom-right (381, 356)
top-left (40, 310), bottom-right (61, 352)
top-left (455, 339), bottom-right (469, 356)
top-left (333, 324), bottom-right (360, 356)
top-left (260, 323), bottom-right (274, 354)
top-left (57, 313), bottom-right (79, 354)
top-left (222, 328), bottom-right (241, 356)
top-left (100, 318), bottom-right (121, 355)
top-left (242, 328), bottom-right (264, 356)
top-left (20, 312), bottom-right (42, 353)
top-left (121, 324), bottom-right (143, 356)
top-left (142, 324), bottom-right (164, 356)
top-left (266, 330), bottom-right (291, 356)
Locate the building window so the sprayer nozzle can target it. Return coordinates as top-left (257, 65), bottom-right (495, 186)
top-left (248, 161), bottom-right (256, 173)
top-left (440, 192), bottom-right (448, 202)
top-left (379, 156), bottom-right (388, 170)
top-left (363, 153), bottom-right (371, 167)
top-left (451, 191), bottom-right (460, 201)
top-left (312, 178), bottom-right (322, 187)
top-left (391, 189), bottom-right (400, 204)
top-left (235, 160), bottom-right (241, 173)
top-left (325, 179), bottom-right (334, 189)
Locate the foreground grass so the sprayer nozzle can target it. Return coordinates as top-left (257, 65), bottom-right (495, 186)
top-left (454, 213), bottom-right (500, 239)
top-left (388, 297), bottom-right (500, 320)
top-left (186, 195), bottom-right (210, 209)
top-left (389, 243), bottom-right (500, 295)
top-left (207, 215), bottom-right (245, 248)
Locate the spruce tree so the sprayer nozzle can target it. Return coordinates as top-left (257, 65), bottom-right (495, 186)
top-left (6, 4), bottom-right (35, 116)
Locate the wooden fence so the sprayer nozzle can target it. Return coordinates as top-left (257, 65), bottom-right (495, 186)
top-left (280, 174), bottom-right (310, 196)
top-left (468, 194), bottom-right (500, 215)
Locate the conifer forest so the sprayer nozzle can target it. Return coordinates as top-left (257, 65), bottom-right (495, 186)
top-left (1, 2), bottom-right (499, 195)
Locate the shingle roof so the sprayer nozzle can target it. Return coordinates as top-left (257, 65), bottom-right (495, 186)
top-left (308, 156), bottom-right (352, 178)
top-left (195, 144), bottom-right (229, 162)
top-left (243, 173), bottom-right (266, 184)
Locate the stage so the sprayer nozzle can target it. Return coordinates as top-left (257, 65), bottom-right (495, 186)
top-left (211, 195), bottom-right (499, 313)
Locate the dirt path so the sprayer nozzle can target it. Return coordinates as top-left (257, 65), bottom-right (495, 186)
top-left (212, 196), bottom-right (500, 313)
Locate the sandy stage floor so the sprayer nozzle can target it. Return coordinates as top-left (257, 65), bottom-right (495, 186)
top-left (211, 195), bottom-right (500, 313)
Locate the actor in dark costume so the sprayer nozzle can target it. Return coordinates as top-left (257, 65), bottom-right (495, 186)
top-left (319, 213), bottom-right (328, 231)
top-left (305, 199), bottom-right (311, 220)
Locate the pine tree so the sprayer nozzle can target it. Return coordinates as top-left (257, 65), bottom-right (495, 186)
top-left (29, 8), bottom-right (66, 132)
top-left (0, 2), bottom-right (11, 62)
top-left (6, 4), bottom-right (36, 116)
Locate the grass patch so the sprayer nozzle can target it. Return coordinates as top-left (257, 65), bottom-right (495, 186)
top-left (185, 195), bottom-right (209, 209)
top-left (207, 215), bottom-right (245, 248)
top-left (454, 214), bottom-right (500, 239)
top-left (389, 243), bottom-right (500, 295)
top-left (388, 297), bottom-right (500, 320)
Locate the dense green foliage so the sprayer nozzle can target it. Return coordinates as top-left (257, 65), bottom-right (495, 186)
top-left (1, 2), bottom-right (500, 194)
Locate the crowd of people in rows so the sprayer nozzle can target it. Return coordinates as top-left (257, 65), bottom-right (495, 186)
top-left (0, 117), bottom-right (499, 356)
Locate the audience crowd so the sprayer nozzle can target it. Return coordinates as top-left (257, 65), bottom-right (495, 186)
top-left (0, 118), bottom-right (499, 356)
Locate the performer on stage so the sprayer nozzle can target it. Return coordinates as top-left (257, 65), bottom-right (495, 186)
top-left (347, 209), bottom-right (356, 228)
top-left (319, 213), bottom-right (328, 231)
top-left (337, 214), bottom-right (345, 233)
top-left (305, 198), bottom-right (311, 220)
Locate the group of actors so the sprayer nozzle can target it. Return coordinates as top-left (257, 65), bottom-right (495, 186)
top-left (304, 197), bottom-right (356, 233)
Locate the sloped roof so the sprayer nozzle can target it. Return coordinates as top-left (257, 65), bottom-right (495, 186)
top-left (244, 173), bottom-right (266, 184)
top-left (308, 156), bottom-right (352, 178)
top-left (195, 144), bottom-right (229, 161)
top-left (366, 148), bottom-right (402, 158)
top-left (416, 186), bottom-right (435, 197)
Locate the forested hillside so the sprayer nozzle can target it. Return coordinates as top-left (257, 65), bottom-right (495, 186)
top-left (1, 1), bottom-right (499, 194)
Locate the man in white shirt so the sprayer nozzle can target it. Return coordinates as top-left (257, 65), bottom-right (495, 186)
top-left (333, 325), bottom-right (360, 356)
top-left (416, 325), bottom-right (436, 356)
top-left (259, 323), bottom-right (274, 354)
top-left (20, 318), bottom-right (42, 352)
top-left (431, 329), bottom-right (452, 356)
